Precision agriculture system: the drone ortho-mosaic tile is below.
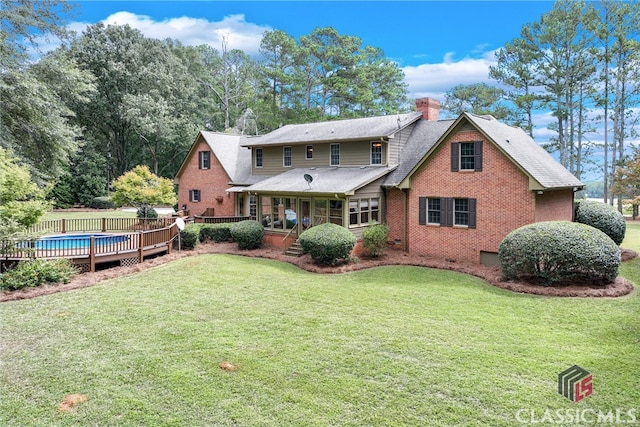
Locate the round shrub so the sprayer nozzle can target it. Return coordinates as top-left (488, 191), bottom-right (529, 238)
top-left (230, 220), bottom-right (264, 250)
top-left (137, 205), bottom-right (158, 219)
top-left (90, 196), bottom-right (114, 209)
top-left (362, 222), bottom-right (389, 257)
top-left (179, 224), bottom-right (201, 249)
top-left (499, 221), bottom-right (620, 286)
top-left (200, 223), bottom-right (233, 243)
top-left (575, 199), bottom-right (626, 245)
top-left (299, 222), bottom-right (356, 265)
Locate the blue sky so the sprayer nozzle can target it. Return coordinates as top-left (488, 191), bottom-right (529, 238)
top-left (68, 1), bottom-right (556, 102)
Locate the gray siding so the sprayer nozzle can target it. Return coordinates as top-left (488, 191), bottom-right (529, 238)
top-left (251, 140), bottom-right (388, 175)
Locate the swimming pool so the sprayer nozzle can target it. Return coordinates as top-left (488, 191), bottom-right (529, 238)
top-left (34, 234), bottom-right (130, 250)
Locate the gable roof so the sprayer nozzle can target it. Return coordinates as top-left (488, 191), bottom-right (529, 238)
top-left (384, 119), bottom-right (455, 187)
top-left (391, 113), bottom-right (583, 191)
top-left (243, 166), bottom-right (395, 196)
top-left (463, 113), bottom-right (583, 190)
top-left (174, 131), bottom-right (253, 184)
top-left (242, 112), bottom-right (423, 147)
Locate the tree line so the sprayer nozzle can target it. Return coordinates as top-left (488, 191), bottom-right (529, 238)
top-left (1, 0), bottom-right (639, 210)
top-left (446, 0), bottom-right (639, 205)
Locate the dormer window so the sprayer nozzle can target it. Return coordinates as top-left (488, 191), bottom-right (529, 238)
top-left (306, 145), bottom-right (313, 160)
top-left (371, 142), bottom-right (382, 165)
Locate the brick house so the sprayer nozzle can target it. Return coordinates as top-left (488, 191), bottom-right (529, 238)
top-left (174, 98), bottom-right (583, 264)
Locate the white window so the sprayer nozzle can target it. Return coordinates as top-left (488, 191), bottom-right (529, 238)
top-left (330, 144), bottom-right (340, 166)
top-left (371, 142), bottom-right (382, 165)
top-left (283, 146), bottom-right (292, 167)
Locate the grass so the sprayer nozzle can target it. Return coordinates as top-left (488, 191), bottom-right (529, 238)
top-left (42, 210), bottom-right (137, 221)
top-left (1, 229), bottom-right (639, 426)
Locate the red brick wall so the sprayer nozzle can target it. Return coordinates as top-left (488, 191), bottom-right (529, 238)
top-left (177, 139), bottom-right (236, 217)
top-left (385, 188), bottom-right (408, 250)
top-left (535, 190), bottom-right (575, 222)
top-left (407, 129), bottom-right (540, 263)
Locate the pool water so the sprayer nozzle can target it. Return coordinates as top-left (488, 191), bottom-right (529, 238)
top-left (34, 234), bottom-right (129, 250)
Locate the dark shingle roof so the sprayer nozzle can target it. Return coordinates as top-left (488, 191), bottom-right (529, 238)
top-left (242, 112), bottom-right (423, 147)
top-left (244, 166), bottom-right (395, 195)
top-left (464, 113), bottom-right (583, 189)
top-left (384, 119), bottom-right (455, 187)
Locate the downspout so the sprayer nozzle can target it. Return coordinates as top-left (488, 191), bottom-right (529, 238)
top-left (403, 188), bottom-right (409, 252)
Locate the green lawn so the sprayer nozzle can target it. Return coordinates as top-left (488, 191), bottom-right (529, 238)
top-left (42, 209), bottom-right (137, 221)
top-left (1, 228), bottom-right (639, 426)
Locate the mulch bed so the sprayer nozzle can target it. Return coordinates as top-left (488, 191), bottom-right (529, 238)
top-left (1, 243), bottom-right (636, 302)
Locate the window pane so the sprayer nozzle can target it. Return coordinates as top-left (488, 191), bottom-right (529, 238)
top-left (427, 198), bottom-right (440, 224)
top-left (283, 146), bottom-right (292, 167)
top-left (329, 200), bottom-right (343, 225)
top-left (371, 198), bottom-right (379, 222)
top-left (349, 200), bottom-right (358, 225)
top-left (371, 142), bottom-right (382, 164)
top-left (255, 148), bottom-right (263, 167)
top-left (454, 198), bottom-right (469, 225)
top-left (249, 195), bottom-right (257, 219)
top-left (360, 199), bottom-right (369, 224)
top-left (314, 199), bottom-right (327, 225)
top-left (330, 144), bottom-right (340, 166)
top-left (261, 196), bottom-right (271, 227)
top-left (460, 142), bottom-right (475, 170)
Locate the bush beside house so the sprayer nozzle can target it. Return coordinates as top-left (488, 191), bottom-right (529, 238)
top-left (299, 223), bottom-right (357, 265)
top-left (362, 223), bottom-right (389, 257)
top-left (230, 220), bottom-right (264, 250)
top-left (498, 221), bottom-right (620, 286)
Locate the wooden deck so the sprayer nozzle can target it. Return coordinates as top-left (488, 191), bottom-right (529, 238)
top-left (1, 218), bottom-right (180, 273)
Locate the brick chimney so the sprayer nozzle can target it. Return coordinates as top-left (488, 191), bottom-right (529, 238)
top-left (416, 97), bottom-right (440, 121)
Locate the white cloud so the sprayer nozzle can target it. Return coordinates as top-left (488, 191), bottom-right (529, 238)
top-left (402, 50), bottom-right (497, 100)
top-left (102, 12), bottom-right (269, 54)
top-left (100, 11), bottom-right (270, 54)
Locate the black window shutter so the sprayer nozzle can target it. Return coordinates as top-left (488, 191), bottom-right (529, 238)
top-left (451, 143), bottom-right (459, 172)
top-left (474, 141), bottom-right (483, 171)
top-left (198, 152), bottom-right (203, 169)
top-left (418, 197), bottom-right (426, 225)
top-left (443, 197), bottom-right (453, 227)
top-left (469, 198), bottom-right (477, 228)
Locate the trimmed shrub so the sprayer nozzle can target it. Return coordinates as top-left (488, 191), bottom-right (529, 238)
top-left (137, 205), bottom-right (158, 219)
top-left (299, 223), bottom-right (356, 265)
top-left (575, 199), bottom-right (626, 245)
top-left (499, 221), bottom-right (620, 285)
top-left (230, 220), bottom-right (264, 250)
top-left (180, 224), bottom-right (202, 249)
top-left (90, 196), bottom-right (115, 209)
top-left (200, 223), bottom-right (233, 243)
top-left (0, 259), bottom-right (78, 291)
top-left (362, 222), bottom-right (389, 257)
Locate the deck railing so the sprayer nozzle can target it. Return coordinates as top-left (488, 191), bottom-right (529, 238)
top-left (2, 219), bottom-right (180, 272)
top-left (28, 217), bottom-right (177, 234)
top-left (193, 215), bottom-right (251, 224)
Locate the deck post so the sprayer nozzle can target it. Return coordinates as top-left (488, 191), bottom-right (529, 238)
top-left (102, 218), bottom-right (106, 232)
top-left (61, 219), bottom-right (66, 234)
top-left (89, 236), bottom-right (96, 272)
top-left (138, 232), bottom-right (144, 264)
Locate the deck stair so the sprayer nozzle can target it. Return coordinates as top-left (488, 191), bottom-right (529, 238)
top-left (284, 240), bottom-right (304, 257)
